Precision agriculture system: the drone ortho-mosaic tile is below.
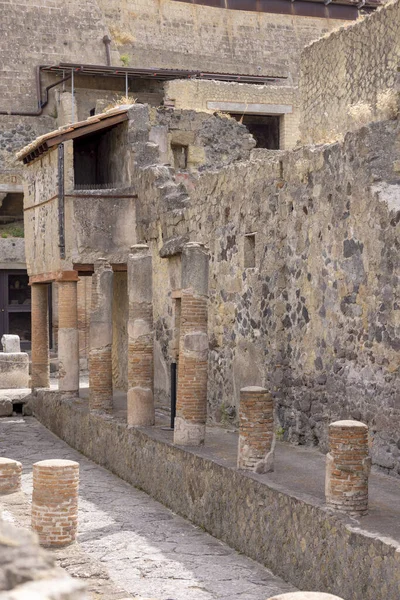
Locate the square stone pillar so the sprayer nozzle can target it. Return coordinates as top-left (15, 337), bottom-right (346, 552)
top-left (89, 259), bottom-right (113, 412)
top-left (31, 283), bottom-right (50, 389)
top-left (174, 242), bottom-right (209, 446)
top-left (58, 279), bottom-right (79, 393)
top-left (127, 244), bottom-right (154, 426)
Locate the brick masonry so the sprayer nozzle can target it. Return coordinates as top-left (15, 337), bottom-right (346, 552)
top-left (32, 391), bottom-right (400, 600)
top-left (238, 386), bottom-right (275, 473)
top-left (0, 457), bottom-right (22, 494)
top-left (176, 291), bottom-right (209, 424)
top-left (32, 459), bottom-right (79, 548)
top-left (325, 420), bottom-right (371, 516)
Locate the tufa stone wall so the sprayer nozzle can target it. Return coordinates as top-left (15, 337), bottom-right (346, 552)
top-left (136, 115), bottom-right (400, 476)
top-left (97, 0), bottom-right (346, 81)
top-left (0, 0), bottom-right (118, 182)
top-left (299, 0), bottom-right (400, 145)
top-left (164, 80), bottom-right (300, 150)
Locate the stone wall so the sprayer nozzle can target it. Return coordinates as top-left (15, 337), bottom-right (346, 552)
top-left (32, 391), bottom-right (400, 600)
top-left (136, 115), bottom-right (400, 476)
top-left (299, 0), bottom-right (400, 145)
top-left (98, 0), bottom-right (346, 82)
top-left (0, 518), bottom-right (86, 599)
top-left (164, 80), bottom-right (299, 150)
top-left (0, 239), bottom-right (25, 270)
top-left (0, 0), bottom-right (119, 183)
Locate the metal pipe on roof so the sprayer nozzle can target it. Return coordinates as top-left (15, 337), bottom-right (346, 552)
top-left (103, 35), bottom-right (112, 67)
top-left (0, 67), bottom-right (72, 117)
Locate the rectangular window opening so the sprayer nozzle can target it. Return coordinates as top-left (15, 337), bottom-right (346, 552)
top-left (244, 233), bottom-right (256, 269)
top-left (230, 114), bottom-right (280, 149)
top-left (172, 144), bottom-right (188, 170)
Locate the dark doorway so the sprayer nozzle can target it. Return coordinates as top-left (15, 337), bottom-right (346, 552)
top-left (231, 114), bottom-right (280, 149)
top-left (0, 270), bottom-right (31, 350)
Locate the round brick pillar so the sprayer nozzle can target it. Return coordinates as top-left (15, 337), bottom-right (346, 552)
top-left (238, 386), bottom-right (275, 473)
top-left (0, 458), bottom-right (22, 494)
top-left (32, 459), bottom-right (79, 547)
top-left (325, 420), bottom-right (370, 516)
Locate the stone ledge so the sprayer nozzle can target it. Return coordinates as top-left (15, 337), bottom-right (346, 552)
top-left (31, 390), bottom-right (400, 600)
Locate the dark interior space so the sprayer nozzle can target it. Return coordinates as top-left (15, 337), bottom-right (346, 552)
top-left (231, 114), bottom-right (280, 149)
top-left (0, 193), bottom-right (23, 218)
top-left (73, 123), bottom-right (124, 189)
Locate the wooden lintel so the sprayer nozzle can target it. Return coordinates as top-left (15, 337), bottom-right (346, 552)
top-left (171, 289), bottom-right (182, 299)
top-left (29, 270), bottom-right (79, 285)
top-left (73, 263), bottom-right (127, 274)
top-left (46, 113), bottom-right (129, 148)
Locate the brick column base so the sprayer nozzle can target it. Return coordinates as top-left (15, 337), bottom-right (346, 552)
top-left (238, 386), bottom-right (275, 473)
top-left (32, 459), bottom-right (79, 547)
top-left (0, 458), bottom-right (22, 494)
top-left (326, 420), bottom-right (371, 516)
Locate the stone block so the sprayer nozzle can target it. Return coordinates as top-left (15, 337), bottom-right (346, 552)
top-left (0, 353), bottom-right (29, 389)
top-left (0, 398), bottom-right (13, 417)
top-left (1, 335), bottom-right (21, 353)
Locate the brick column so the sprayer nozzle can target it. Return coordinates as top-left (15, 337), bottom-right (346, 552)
top-left (32, 459), bottom-right (79, 547)
top-left (238, 386), bottom-right (275, 473)
top-left (58, 280), bottom-right (79, 392)
top-left (89, 259), bottom-right (113, 412)
top-left (326, 420), bottom-right (371, 516)
top-left (127, 244), bottom-right (154, 426)
top-left (174, 242), bottom-right (209, 446)
top-left (0, 458), bottom-right (22, 494)
top-left (31, 283), bottom-right (50, 389)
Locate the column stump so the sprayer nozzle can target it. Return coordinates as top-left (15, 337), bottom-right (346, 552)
top-left (326, 420), bottom-right (370, 516)
top-left (0, 458), bottom-right (22, 494)
top-left (32, 459), bottom-right (79, 547)
top-left (238, 386), bottom-right (275, 473)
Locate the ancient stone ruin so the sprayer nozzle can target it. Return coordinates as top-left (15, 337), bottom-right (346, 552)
top-left (0, 0), bottom-right (399, 597)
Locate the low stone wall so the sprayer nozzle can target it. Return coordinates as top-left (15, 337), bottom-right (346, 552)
top-left (32, 391), bottom-right (400, 600)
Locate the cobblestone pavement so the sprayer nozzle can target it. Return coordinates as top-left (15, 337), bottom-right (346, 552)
top-left (0, 417), bottom-right (296, 600)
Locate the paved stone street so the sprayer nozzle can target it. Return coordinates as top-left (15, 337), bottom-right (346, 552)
top-left (0, 416), bottom-right (295, 600)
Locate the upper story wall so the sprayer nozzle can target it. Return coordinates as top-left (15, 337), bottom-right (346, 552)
top-left (0, 0), bottom-right (118, 180)
top-left (300, 0), bottom-right (400, 145)
top-left (98, 0), bottom-right (346, 82)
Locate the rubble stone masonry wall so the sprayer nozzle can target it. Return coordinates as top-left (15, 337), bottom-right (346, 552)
top-left (300, 0), bottom-right (400, 144)
top-left (139, 115), bottom-right (400, 476)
